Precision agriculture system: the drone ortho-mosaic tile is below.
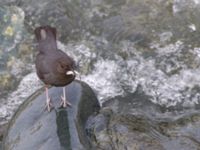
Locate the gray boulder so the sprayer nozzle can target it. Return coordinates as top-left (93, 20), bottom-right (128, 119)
top-left (3, 80), bottom-right (100, 150)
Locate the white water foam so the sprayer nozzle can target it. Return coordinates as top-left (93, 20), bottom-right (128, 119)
top-left (2, 39), bottom-right (200, 123)
top-left (82, 59), bottom-right (127, 103)
top-left (57, 40), bottom-right (200, 108)
top-left (0, 72), bottom-right (42, 124)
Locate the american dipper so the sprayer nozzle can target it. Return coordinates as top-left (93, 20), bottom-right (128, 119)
top-left (35, 26), bottom-right (76, 111)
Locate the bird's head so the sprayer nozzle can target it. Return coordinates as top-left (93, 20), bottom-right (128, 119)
top-left (57, 61), bottom-right (78, 79)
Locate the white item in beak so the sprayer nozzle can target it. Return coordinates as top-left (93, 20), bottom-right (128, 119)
top-left (66, 71), bottom-right (74, 75)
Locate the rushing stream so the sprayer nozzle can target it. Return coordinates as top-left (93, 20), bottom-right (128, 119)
top-left (1, 0), bottom-right (200, 148)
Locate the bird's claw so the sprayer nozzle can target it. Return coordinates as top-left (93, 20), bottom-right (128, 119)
top-left (45, 98), bottom-right (53, 112)
top-left (60, 96), bottom-right (72, 108)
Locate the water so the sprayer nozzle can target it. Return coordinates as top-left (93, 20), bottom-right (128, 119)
top-left (1, 0), bottom-right (200, 125)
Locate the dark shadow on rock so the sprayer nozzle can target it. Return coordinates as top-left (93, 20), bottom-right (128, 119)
top-left (3, 80), bottom-right (100, 150)
top-left (56, 110), bottom-right (71, 150)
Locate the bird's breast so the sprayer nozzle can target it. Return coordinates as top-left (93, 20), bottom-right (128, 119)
top-left (49, 73), bottom-right (75, 87)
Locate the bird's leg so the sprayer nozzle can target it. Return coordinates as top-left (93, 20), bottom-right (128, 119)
top-left (45, 86), bottom-right (53, 112)
top-left (60, 87), bottom-right (71, 108)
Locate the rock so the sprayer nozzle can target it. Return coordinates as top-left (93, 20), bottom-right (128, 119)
top-left (3, 80), bottom-right (100, 150)
top-left (11, 0), bottom-right (88, 41)
top-left (0, 71), bottom-right (16, 96)
top-left (86, 109), bottom-right (164, 150)
top-left (0, 124), bottom-right (8, 141)
top-left (0, 123), bottom-right (8, 150)
top-left (86, 90), bottom-right (200, 150)
top-left (0, 124), bottom-right (7, 149)
top-left (0, 6), bottom-right (24, 53)
top-left (0, 6), bottom-right (31, 97)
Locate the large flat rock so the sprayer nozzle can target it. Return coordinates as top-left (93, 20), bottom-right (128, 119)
top-left (3, 80), bottom-right (100, 150)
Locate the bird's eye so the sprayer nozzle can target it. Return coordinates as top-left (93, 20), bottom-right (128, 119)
top-left (60, 64), bottom-right (65, 68)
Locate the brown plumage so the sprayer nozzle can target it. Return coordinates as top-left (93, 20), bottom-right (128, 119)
top-left (35, 26), bottom-right (76, 111)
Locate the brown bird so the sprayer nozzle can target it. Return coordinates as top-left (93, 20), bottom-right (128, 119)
top-left (35, 26), bottom-right (76, 111)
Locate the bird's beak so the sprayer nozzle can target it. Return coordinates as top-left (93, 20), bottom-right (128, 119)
top-left (66, 71), bottom-right (74, 75)
top-left (66, 70), bottom-right (81, 80)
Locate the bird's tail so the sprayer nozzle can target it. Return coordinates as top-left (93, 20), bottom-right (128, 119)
top-left (34, 26), bottom-right (56, 42)
top-left (34, 26), bottom-right (57, 52)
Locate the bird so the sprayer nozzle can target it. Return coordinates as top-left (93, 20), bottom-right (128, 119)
top-left (34, 25), bottom-right (77, 111)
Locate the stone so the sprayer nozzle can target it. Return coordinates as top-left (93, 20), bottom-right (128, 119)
top-left (0, 5), bottom-right (28, 97)
top-left (86, 109), bottom-right (165, 150)
top-left (86, 91), bottom-right (200, 150)
top-left (3, 80), bottom-right (100, 150)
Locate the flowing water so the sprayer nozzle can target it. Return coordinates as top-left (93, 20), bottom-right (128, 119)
top-left (0, 0), bottom-right (200, 137)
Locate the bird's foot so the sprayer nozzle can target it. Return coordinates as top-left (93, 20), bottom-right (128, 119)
top-left (45, 98), bottom-right (53, 112)
top-left (60, 96), bottom-right (72, 108)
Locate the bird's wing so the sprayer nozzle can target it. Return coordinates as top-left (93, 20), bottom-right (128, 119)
top-left (35, 54), bottom-right (52, 80)
top-left (57, 49), bottom-right (76, 69)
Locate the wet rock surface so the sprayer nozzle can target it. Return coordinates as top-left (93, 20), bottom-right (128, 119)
top-left (3, 81), bottom-right (100, 150)
top-left (0, 5), bottom-right (34, 98)
top-left (86, 89), bottom-right (200, 150)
